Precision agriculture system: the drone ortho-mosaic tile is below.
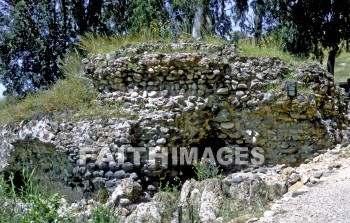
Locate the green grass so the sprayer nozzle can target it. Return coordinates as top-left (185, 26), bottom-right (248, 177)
top-left (0, 168), bottom-right (121, 223)
top-left (334, 51), bottom-right (350, 83)
top-left (237, 39), bottom-right (303, 63)
top-left (77, 33), bottom-right (229, 56)
top-left (264, 82), bottom-right (282, 93)
top-left (0, 33), bottom-right (314, 125)
top-left (89, 205), bottom-right (120, 223)
top-left (0, 51), bottom-right (137, 125)
top-left (0, 78), bottom-right (136, 125)
top-left (193, 161), bottom-right (220, 181)
top-left (0, 76), bottom-right (94, 124)
top-left (0, 168), bottom-right (68, 223)
top-left (78, 33), bottom-right (301, 63)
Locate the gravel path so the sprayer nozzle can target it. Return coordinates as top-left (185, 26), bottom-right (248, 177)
top-left (258, 167), bottom-right (350, 223)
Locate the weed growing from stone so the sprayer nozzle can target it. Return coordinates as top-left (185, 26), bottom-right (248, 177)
top-left (157, 177), bottom-right (182, 197)
top-left (218, 198), bottom-right (265, 223)
top-left (156, 177), bottom-right (183, 221)
top-left (90, 205), bottom-right (120, 223)
top-left (193, 161), bottom-right (220, 181)
top-left (0, 168), bottom-right (67, 223)
top-left (264, 81), bottom-right (282, 93)
top-left (0, 168), bottom-right (124, 223)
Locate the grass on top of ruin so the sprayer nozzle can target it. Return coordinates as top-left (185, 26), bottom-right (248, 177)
top-left (0, 76), bottom-right (136, 125)
top-left (77, 32), bottom-right (302, 62)
top-left (329, 50), bottom-right (350, 83)
top-left (0, 32), bottom-right (323, 125)
top-left (0, 52), bottom-right (137, 125)
top-left (76, 32), bottom-right (229, 56)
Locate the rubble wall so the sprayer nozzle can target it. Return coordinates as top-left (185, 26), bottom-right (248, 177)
top-left (0, 43), bottom-right (349, 199)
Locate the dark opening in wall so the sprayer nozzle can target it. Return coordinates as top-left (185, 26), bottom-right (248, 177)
top-left (194, 135), bottom-right (227, 165)
top-left (158, 134), bottom-right (227, 189)
top-left (3, 170), bottom-right (26, 193)
top-left (3, 140), bottom-right (83, 202)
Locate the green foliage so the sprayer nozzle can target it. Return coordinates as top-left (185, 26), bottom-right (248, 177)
top-left (98, 0), bottom-right (133, 34)
top-left (333, 51), bottom-right (350, 83)
top-left (0, 168), bottom-right (124, 223)
top-left (0, 168), bottom-right (67, 223)
top-left (278, 21), bottom-right (313, 58)
top-left (233, 0), bottom-right (250, 30)
top-left (193, 161), bottom-right (220, 181)
top-left (76, 32), bottom-right (228, 55)
top-left (0, 74), bottom-right (138, 124)
top-left (127, 62), bottom-right (138, 72)
top-left (158, 177), bottom-right (182, 197)
top-left (129, 0), bottom-right (170, 36)
top-left (272, 0), bottom-right (350, 74)
top-left (157, 177), bottom-right (182, 222)
top-left (238, 38), bottom-right (302, 63)
top-left (90, 205), bottom-right (120, 223)
top-left (0, 0), bottom-right (132, 97)
top-left (0, 1), bottom-right (67, 97)
top-left (59, 49), bottom-right (84, 78)
top-left (2, 0), bottom-right (349, 97)
top-left (168, 0), bottom-right (234, 37)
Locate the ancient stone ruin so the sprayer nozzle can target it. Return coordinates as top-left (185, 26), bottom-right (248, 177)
top-left (0, 42), bottom-right (349, 206)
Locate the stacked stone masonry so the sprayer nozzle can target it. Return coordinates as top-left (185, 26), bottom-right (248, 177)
top-left (0, 42), bottom-right (349, 201)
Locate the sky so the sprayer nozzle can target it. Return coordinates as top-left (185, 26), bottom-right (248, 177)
top-left (0, 83), bottom-right (5, 98)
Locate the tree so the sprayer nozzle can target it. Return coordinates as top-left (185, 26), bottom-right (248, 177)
top-left (99, 0), bottom-right (133, 34)
top-left (231, 0), bottom-right (249, 31)
top-left (272, 0), bottom-right (350, 75)
top-left (192, 2), bottom-right (204, 39)
top-left (129, 0), bottom-right (169, 36)
top-left (0, 1), bottom-right (67, 97)
top-left (252, 0), bottom-right (264, 46)
top-left (168, 0), bottom-right (208, 39)
top-left (0, 0), bottom-right (133, 97)
top-left (210, 0), bottom-right (232, 37)
top-left (169, 0), bottom-right (232, 39)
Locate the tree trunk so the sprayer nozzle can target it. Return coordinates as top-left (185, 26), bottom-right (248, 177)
top-left (327, 44), bottom-right (339, 75)
top-left (205, 15), bottom-right (214, 34)
top-left (72, 0), bottom-right (87, 34)
top-left (87, 0), bottom-right (103, 31)
top-left (192, 3), bottom-right (204, 39)
top-left (61, 0), bottom-right (67, 45)
top-left (218, 0), bottom-right (225, 36)
top-left (253, 0), bottom-right (263, 47)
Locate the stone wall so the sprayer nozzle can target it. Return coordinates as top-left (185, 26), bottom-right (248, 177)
top-left (0, 42), bottom-right (349, 200)
top-left (83, 42), bottom-right (350, 164)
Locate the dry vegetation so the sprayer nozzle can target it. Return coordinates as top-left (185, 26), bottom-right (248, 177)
top-left (1, 33), bottom-right (344, 125)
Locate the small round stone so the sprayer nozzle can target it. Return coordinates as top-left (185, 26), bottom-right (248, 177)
top-left (147, 184), bottom-right (156, 191)
top-left (108, 161), bottom-right (119, 171)
top-left (129, 172), bottom-right (138, 181)
top-left (105, 179), bottom-right (117, 188)
top-left (93, 170), bottom-right (105, 177)
top-left (114, 170), bottom-right (126, 179)
top-left (104, 171), bottom-right (114, 178)
top-left (86, 162), bottom-right (95, 171)
top-left (314, 171), bottom-right (323, 179)
top-left (98, 162), bottom-right (108, 171)
top-left (122, 162), bottom-right (134, 172)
